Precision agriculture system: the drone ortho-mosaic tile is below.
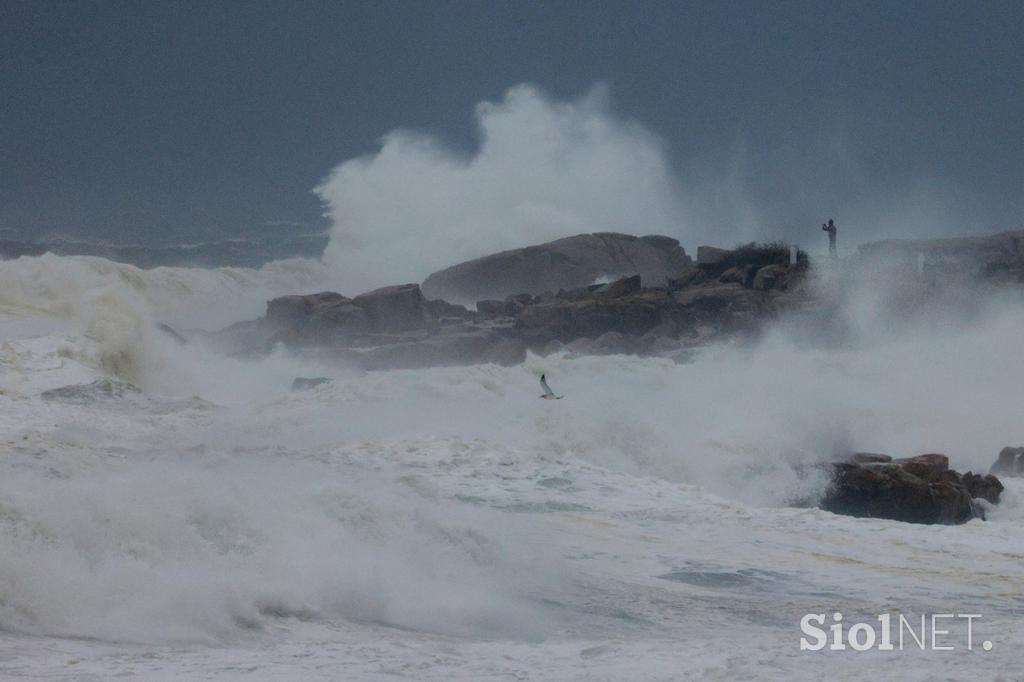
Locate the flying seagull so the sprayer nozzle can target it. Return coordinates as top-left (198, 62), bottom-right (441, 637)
top-left (539, 373), bottom-right (563, 400)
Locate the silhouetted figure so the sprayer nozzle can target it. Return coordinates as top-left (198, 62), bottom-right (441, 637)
top-left (822, 219), bottom-right (837, 258)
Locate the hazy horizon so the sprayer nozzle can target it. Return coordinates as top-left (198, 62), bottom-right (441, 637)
top-left (2, 1), bottom-right (1021, 260)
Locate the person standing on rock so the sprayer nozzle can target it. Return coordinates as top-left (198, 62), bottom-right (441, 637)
top-left (822, 219), bottom-right (837, 259)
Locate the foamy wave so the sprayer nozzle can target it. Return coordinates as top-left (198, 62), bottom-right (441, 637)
top-left (0, 253), bottom-right (329, 386)
top-left (0, 253), bottom-right (328, 328)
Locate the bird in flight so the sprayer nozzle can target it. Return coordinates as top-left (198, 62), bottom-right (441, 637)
top-left (539, 373), bottom-right (563, 400)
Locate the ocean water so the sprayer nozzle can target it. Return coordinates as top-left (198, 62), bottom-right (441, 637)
top-left (0, 253), bottom-right (1022, 680)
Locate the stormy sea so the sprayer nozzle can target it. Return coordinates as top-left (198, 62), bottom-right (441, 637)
top-left (0, 234), bottom-right (1022, 681)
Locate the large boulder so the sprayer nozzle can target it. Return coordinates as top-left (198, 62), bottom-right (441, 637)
top-left (351, 284), bottom-right (428, 332)
top-left (259, 292), bottom-right (373, 346)
top-left (990, 446), bottom-right (1024, 477)
top-left (421, 233), bottom-right (691, 302)
top-left (820, 453), bottom-right (1003, 525)
top-left (962, 471), bottom-right (1004, 504)
top-left (516, 289), bottom-right (673, 343)
top-left (266, 291), bottom-right (350, 325)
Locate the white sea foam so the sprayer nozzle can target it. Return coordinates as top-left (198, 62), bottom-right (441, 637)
top-left (1, 252), bottom-right (1024, 679)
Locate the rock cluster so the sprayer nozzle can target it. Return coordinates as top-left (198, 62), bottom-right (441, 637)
top-left (820, 453), bottom-right (1003, 525)
top-left (213, 283), bottom-right (525, 370)
top-left (210, 237), bottom-right (811, 370)
top-left (990, 446), bottom-right (1024, 477)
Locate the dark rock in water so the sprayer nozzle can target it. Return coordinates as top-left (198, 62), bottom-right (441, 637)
top-left (421, 232), bottom-right (691, 302)
top-left (990, 446), bottom-right (1024, 476)
top-left (213, 234), bottom-right (812, 369)
top-left (820, 453), bottom-right (1002, 525)
top-left (267, 292), bottom-right (350, 325)
top-left (822, 464), bottom-right (971, 524)
top-left (262, 285), bottom-right (431, 345)
top-left (961, 471), bottom-right (1004, 504)
top-left (891, 453), bottom-right (949, 478)
top-left (268, 300), bottom-right (371, 347)
top-left (291, 377), bottom-right (332, 390)
top-left (41, 378), bottom-right (142, 403)
top-left (351, 284), bottom-right (428, 332)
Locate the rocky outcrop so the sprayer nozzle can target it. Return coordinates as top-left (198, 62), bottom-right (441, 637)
top-left (212, 239), bottom-right (811, 370)
top-left (211, 283), bottom-right (525, 370)
top-left (516, 287), bottom-right (674, 342)
top-left (820, 453), bottom-right (1003, 525)
top-left (421, 232), bottom-right (692, 302)
top-left (351, 284), bottom-right (428, 332)
top-left (990, 446), bottom-right (1024, 477)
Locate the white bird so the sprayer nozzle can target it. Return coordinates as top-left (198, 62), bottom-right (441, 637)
top-left (539, 373), bottom-right (563, 400)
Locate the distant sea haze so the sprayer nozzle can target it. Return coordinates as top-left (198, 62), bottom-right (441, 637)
top-left (0, 233), bottom-right (329, 269)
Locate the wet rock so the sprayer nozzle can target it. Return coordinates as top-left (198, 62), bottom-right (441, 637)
top-left (820, 454), bottom-right (1002, 525)
top-left (891, 453), bottom-right (949, 478)
top-left (961, 471), bottom-right (1004, 504)
top-left (216, 234), bottom-right (811, 369)
top-left (351, 284), bottom-right (427, 332)
top-left (421, 232), bottom-right (691, 302)
top-left (267, 292), bottom-right (350, 325)
top-left (990, 446), bottom-right (1024, 476)
top-left (516, 289), bottom-right (669, 342)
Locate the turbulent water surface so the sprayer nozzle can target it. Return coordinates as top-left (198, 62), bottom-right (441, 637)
top-left (1, 253), bottom-right (1022, 680)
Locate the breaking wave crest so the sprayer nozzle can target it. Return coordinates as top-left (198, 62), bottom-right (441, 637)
top-left (0, 253), bottom-right (328, 386)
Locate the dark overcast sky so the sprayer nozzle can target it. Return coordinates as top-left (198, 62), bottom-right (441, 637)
top-left (1, 0), bottom-right (1021, 245)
